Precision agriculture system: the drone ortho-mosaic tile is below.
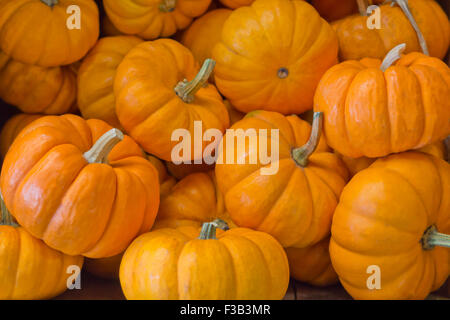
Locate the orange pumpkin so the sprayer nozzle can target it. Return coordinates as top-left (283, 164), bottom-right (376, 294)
top-left (103, 0), bottom-right (212, 40)
top-left (0, 194), bottom-right (84, 300)
top-left (0, 114), bottom-right (44, 159)
top-left (146, 155), bottom-right (177, 197)
top-left (314, 45), bottom-right (450, 159)
top-left (120, 220), bottom-right (290, 299)
top-left (0, 115), bottom-right (160, 258)
top-left (0, 0), bottom-right (99, 67)
top-left (0, 52), bottom-right (77, 114)
top-left (166, 161), bottom-right (214, 180)
top-left (311, 0), bottom-right (358, 21)
top-left (333, 0), bottom-right (450, 61)
top-left (285, 237), bottom-right (338, 286)
top-left (215, 111), bottom-right (349, 248)
top-left (154, 172), bottom-right (236, 229)
top-left (213, 0), bottom-right (338, 115)
top-left (84, 254), bottom-right (122, 280)
top-left (77, 36), bottom-right (143, 128)
top-left (114, 39), bottom-right (229, 161)
top-left (218, 0), bottom-right (254, 8)
top-left (330, 151), bottom-right (450, 299)
top-left (101, 14), bottom-right (125, 37)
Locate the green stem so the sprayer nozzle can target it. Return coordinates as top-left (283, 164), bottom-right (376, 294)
top-left (380, 43), bottom-right (406, 71)
top-left (198, 219), bottom-right (229, 240)
top-left (0, 192), bottom-right (18, 227)
top-left (292, 112), bottom-right (323, 167)
top-left (422, 226), bottom-right (450, 250)
top-left (175, 59), bottom-right (215, 104)
top-left (41, 0), bottom-right (58, 7)
top-left (159, 0), bottom-right (177, 13)
top-left (83, 129), bottom-right (124, 164)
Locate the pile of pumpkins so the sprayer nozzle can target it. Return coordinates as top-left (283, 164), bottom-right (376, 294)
top-left (0, 0), bottom-right (449, 300)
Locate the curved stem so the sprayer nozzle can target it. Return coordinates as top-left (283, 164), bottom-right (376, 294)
top-left (159, 0), bottom-right (177, 12)
top-left (391, 0), bottom-right (429, 55)
top-left (380, 43), bottom-right (406, 71)
top-left (198, 219), bottom-right (229, 240)
top-left (41, 0), bottom-right (58, 7)
top-left (357, 0), bottom-right (369, 16)
top-left (422, 226), bottom-right (450, 250)
top-left (292, 112), bottom-right (323, 167)
top-left (175, 59), bottom-right (215, 104)
top-left (83, 129), bottom-right (124, 164)
top-left (0, 192), bottom-right (18, 227)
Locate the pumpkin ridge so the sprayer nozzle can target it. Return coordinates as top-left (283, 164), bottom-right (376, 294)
top-left (42, 66), bottom-right (70, 114)
top-left (305, 163), bottom-right (339, 203)
top-left (0, 2), bottom-right (33, 55)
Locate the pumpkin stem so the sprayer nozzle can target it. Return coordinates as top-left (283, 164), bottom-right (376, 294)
top-left (175, 59), bottom-right (215, 104)
top-left (357, 0), bottom-right (369, 16)
top-left (380, 43), bottom-right (406, 71)
top-left (159, 0), bottom-right (177, 12)
top-left (0, 192), bottom-right (18, 227)
top-left (389, 0), bottom-right (429, 55)
top-left (421, 226), bottom-right (450, 250)
top-left (41, 0), bottom-right (58, 7)
top-left (198, 219), bottom-right (229, 240)
top-left (292, 112), bottom-right (323, 167)
top-left (83, 129), bottom-right (124, 164)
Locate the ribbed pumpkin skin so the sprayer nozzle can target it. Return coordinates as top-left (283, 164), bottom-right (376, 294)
top-left (215, 111), bottom-right (349, 248)
top-left (103, 0), bottom-right (212, 40)
top-left (219, 0), bottom-right (254, 8)
top-left (0, 114), bottom-right (44, 159)
top-left (77, 36), bottom-right (143, 128)
top-left (333, 0), bottom-right (450, 61)
top-left (213, 0), bottom-right (338, 115)
top-left (0, 115), bottom-right (160, 258)
top-left (285, 237), bottom-right (338, 286)
top-left (330, 152), bottom-right (450, 300)
top-left (314, 52), bottom-right (450, 159)
top-left (0, 226), bottom-right (84, 300)
top-left (0, 52), bottom-right (77, 114)
top-left (120, 226), bottom-right (289, 299)
top-left (114, 39), bottom-right (229, 161)
top-left (0, 0), bottom-right (99, 67)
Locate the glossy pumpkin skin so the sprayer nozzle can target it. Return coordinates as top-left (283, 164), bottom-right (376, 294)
top-left (330, 152), bottom-right (450, 300)
top-left (114, 39), bottom-right (229, 161)
top-left (0, 225), bottom-right (84, 300)
top-left (213, 0), bottom-right (338, 115)
top-left (314, 52), bottom-right (450, 159)
top-left (285, 237), bottom-right (338, 286)
top-left (0, 0), bottom-right (99, 67)
top-left (215, 111), bottom-right (349, 248)
top-left (0, 114), bottom-right (44, 159)
top-left (154, 172), bottom-right (236, 229)
top-left (181, 9), bottom-right (232, 72)
top-left (0, 52), bottom-right (77, 114)
top-left (103, 0), bottom-right (212, 40)
top-left (120, 225), bottom-right (290, 299)
top-left (0, 115), bottom-right (160, 258)
top-left (77, 36), bottom-right (143, 128)
top-left (333, 0), bottom-right (450, 61)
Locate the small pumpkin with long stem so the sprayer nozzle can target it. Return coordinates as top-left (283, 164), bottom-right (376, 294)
top-left (333, 0), bottom-right (450, 61)
top-left (0, 115), bottom-right (160, 258)
top-left (0, 0), bottom-right (99, 67)
top-left (314, 43), bottom-right (450, 159)
top-left (115, 39), bottom-right (229, 161)
top-left (120, 219), bottom-right (289, 299)
top-left (215, 111), bottom-right (349, 248)
top-left (330, 151), bottom-right (450, 300)
top-left (0, 193), bottom-right (84, 300)
top-left (103, 0), bottom-right (212, 40)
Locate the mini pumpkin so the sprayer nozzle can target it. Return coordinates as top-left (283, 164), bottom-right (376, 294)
top-left (0, 0), bottom-right (99, 67)
top-left (0, 115), bottom-right (160, 258)
top-left (114, 39), bottom-right (229, 161)
top-left (77, 36), bottom-right (143, 128)
top-left (120, 219), bottom-right (290, 299)
top-left (219, 0), bottom-right (254, 8)
top-left (0, 52), bottom-right (77, 115)
top-left (330, 151), bottom-right (450, 300)
top-left (314, 44), bottom-right (450, 159)
top-left (215, 111), bottom-right (349, 248)
top-left (146, 155), bottom-right (177, 197)
top-left (333, 0), bottom-right (450, 60)
top-left (0, 114), bottom-right (44, 159)
top-left (84, 254), bottom-right (122, 280)
top-left (285, 237), bottom-right (338, 286)
top-left (103, 0), bottom-right (212, 40)
top-left (0, 194), bottom-right (84, 300)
